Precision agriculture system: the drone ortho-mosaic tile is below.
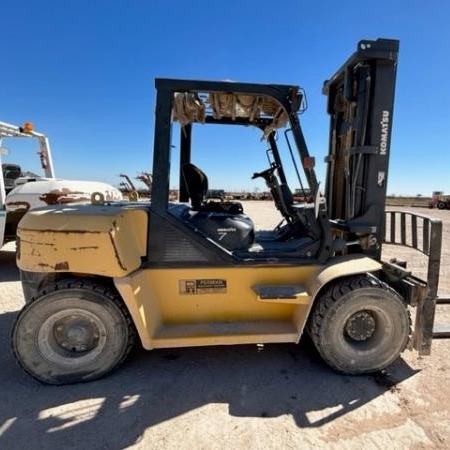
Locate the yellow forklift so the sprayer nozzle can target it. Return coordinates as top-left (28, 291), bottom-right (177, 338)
top-left (11, 39), bottom-right (444, 384)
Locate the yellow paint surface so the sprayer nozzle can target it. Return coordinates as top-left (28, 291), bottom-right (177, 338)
top-left (115, 256), bottom-right (381, 349)
top-left (17, 202), bottom-right (382, 350)
top-left (17, 204), bottom-right (147, 277)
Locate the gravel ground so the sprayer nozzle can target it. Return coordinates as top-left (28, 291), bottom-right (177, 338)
top-left (0, 203), bottom-right (449, 449)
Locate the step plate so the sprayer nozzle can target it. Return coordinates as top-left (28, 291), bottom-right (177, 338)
top-left (252, 284), bottom-right (310, 304)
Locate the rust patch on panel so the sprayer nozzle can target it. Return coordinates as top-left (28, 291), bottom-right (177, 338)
top-left (39, 189), bottom-right (90, 205)
top-left (20, 239), bottom-right (55, 247)
top-left (6, 201), bottom-right (30, 212)
top-left (24, 229), bottom-right (103, 235)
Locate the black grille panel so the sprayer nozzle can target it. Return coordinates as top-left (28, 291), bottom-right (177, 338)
top-left (147, 211), bottom-right (228, 265)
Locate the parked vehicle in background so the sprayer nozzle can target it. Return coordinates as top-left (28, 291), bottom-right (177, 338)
top-left (293, 188), bottom-right (313, 203)
top-left (0, 121), bottom-right (122, 249)
top-left (207, 189), bottom-right (226, 200)
top-left (2, 163), bottom-right (22, 194)
top-left (429, 191), bottom-right (450, 209)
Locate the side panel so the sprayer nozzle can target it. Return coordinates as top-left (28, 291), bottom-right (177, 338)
top-left (115, 256), bottom-right (381, 349)
top-left (115, 265), bottom-right (318, 349)
top-left (18, 208), bottom-right (148, 277)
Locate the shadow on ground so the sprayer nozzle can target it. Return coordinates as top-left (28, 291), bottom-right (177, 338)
top-left (0, 308), bottom-right (418, 450)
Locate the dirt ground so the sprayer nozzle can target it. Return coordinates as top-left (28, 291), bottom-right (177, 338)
top-left (0, 203), bottom-right (449, 449)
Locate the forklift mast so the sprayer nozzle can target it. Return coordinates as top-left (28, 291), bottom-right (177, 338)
top-left (323, 39), bottom-right (399, 259)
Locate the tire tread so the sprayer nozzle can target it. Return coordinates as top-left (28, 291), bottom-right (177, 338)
top-left (11, 278), bottom-right (136, 384)
top-left (308, 274), bottom-right (411, 374)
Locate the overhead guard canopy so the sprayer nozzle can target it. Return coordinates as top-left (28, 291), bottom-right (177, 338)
top-left (155, 78), bottom-right (304, 139)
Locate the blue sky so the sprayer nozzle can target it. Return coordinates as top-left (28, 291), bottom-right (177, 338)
top-left (1, 0), bottom-right (449, 195)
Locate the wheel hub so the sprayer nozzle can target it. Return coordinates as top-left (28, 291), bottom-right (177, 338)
top-left (53, 315), bottom-right (100, 353)
top-left (345, 311), bottom-right (376, 341)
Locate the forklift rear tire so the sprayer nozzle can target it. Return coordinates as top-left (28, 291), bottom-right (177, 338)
top-left (12, 279), bottom-right (135, 384)
top-left (308, 275), bottom-right (410, 374)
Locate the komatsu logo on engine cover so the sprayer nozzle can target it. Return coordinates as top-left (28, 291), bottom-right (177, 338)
top-left (380, 110), bottom-right (390, 155)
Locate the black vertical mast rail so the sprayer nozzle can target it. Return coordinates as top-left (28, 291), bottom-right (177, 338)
top-left (323, 39), bottom-right (399, 260)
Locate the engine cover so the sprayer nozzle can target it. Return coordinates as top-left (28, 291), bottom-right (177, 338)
top-left (188, 211), bottom-right (255, 251)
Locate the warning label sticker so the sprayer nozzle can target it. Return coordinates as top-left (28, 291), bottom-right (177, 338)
top-left (179, 279), bottom-right (227, 295)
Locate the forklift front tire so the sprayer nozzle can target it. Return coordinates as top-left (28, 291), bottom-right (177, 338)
top-left (308, 275), bottom-right (411, 374)
top-left (12, 280), bottom-right (135, 385)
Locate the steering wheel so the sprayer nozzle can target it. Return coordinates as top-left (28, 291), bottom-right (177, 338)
top-left (251, 164), bottom-right (278, 180)
top-left (252, 164), bottom-right (293, 223)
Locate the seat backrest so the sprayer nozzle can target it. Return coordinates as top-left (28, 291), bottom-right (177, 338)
top-left (182, 163), bottom-right (208, 210)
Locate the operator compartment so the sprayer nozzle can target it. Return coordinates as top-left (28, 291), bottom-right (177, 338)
top-left (161, 80), bottom-right (330, 261)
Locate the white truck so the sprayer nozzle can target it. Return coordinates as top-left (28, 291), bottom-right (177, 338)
top-left (0, 121), bottom-right (122, 249)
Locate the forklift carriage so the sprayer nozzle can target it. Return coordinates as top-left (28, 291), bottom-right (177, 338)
top-left (12, 39), bottom-right (444, 384)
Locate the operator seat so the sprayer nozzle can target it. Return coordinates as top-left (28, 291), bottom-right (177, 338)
top-left (182, 163), bottom-right (243, 214)
top-left (180, 163), bottom-right (255, 251)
